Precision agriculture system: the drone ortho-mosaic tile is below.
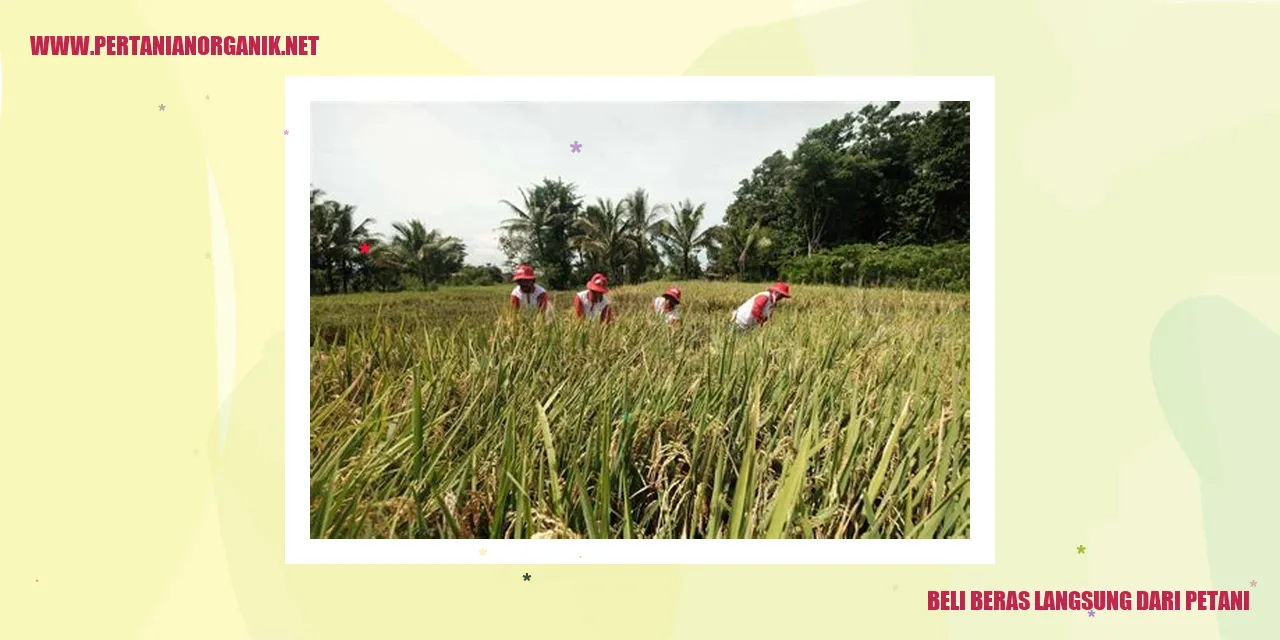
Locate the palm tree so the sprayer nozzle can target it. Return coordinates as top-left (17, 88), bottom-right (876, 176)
top-left (707, 221), bottom-right (773, 281)
top-left (619, 188), bottom-right (665, 283)
top-left (312, 199), bottom-right (375, 294)
top-left (501, 186), bottom-right (577, 280)
top-left (499, 180), bottom-right (583, 289)
top-left (363, 241), bottom-right (403, 291)
top-left (655, 200), bottom-right (717, 279)
top-left (310, 188), bottom-right (332, 293)
top-left (391, 220), bottom-right (466, 287)
top-left (499, 188), bottom-right (549, 266)
top-left (571, 198), bottom-right (634, 279)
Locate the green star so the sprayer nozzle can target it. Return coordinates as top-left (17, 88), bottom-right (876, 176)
top-left (1076, 545), bottom-right (1086, 554)
top-left (522, 573), bottom-right (531, 581)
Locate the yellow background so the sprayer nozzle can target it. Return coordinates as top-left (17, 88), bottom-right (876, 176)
top-left (0, 0), bottom-right (1274, 638)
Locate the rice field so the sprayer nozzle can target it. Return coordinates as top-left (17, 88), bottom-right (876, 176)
top-left (310, 282), bottom-right (970, 539)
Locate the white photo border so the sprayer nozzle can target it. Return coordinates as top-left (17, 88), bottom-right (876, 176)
top-left (285, 76), bottom-right (995, 564)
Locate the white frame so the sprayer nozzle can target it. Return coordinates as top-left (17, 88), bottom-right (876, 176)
top-left (285, 76), bottom-right (995, 564)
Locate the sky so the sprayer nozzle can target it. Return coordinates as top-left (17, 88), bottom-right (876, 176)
top-left (311, 101), bottom-right (939, 266)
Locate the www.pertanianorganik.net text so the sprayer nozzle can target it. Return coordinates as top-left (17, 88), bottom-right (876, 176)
top-left (30, 35), bottom-right (319, 56)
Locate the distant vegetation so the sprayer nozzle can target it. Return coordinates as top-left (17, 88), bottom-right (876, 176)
top-left (310, 101), bottom-right (970, 294)
top-left (781, 243), bottom-right (969, 291)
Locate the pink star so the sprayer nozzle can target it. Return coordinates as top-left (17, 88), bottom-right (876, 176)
top-left (284, 130), bottom-right (290, 136)
top-left (1250, 580), bottom-right (1258, 587)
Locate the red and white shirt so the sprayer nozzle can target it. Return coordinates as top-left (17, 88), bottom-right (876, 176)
top-left (510, 284), bottom-right (548, 313)
top-left (652, 296), bottom-right (679, 324)
top-left (573, 290), bottom-right (613, 323)
top-left (733, 291), bottom-right (778, 329)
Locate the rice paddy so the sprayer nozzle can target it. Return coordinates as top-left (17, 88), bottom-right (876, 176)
top-left (310, 282), bottom-right (970, 539)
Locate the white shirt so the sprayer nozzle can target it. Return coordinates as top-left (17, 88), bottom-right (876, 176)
top-left (511, 284), bottom-right (548, 312)
top-left (733, 291), bottom-right (777, 329)
top-left (575, 290), bottom-right (611, 321)
top-left (653, 296), bottom-right (679, 324)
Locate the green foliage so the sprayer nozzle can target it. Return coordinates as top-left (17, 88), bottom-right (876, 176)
top-left (313, 101), bottom-right (969, 294)
top-left (500, 182), bottom-right (720, 289)
top-left (500, 179), bottom-right (582, 290)
top-left (654, 199), bottom-right (717, 279)
top-left (620, 188), bottom-right (665, 284)
top-left (390, 219), bottom-right (466, 287)
top-left (310, 187), bottom-right (468, 295)
top-left (572, 197), bottom-right (634, 280)
top-left (309, 187), bottom-right (378, 294)
top-left (447, 264), bottom-right (505, 287)
top-left (309, 282), bottom-right (971, 539)
top-left (780, 243), bottom-right (969, 291)
top-left (711, 102), bottom-right (970, 279)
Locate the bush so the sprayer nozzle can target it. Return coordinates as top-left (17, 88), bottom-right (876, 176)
top-left (780, 243), bottom-right (969, 291)
top-left (447, 264), bottom-right (506, 287)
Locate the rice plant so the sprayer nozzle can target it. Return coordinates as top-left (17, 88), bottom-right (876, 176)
top-left (310, 282), bottom-right (970, 539)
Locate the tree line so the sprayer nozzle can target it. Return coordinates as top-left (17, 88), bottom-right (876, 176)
top-left (309, 100), bottom-right (969, 294)
top-left (710, 100), bottom-right (970, 282)
top-left (310, 188), bottom-right (495, 294)
top-left (497, 185), bottom-right (716, 290)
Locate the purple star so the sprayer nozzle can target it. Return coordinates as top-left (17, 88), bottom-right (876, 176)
top-left (570, 141), bottom-right (582, 153)
top-left (284, 130), bottom-right (290, 136)
top-left (1087, 610), bottom-right (1095, 618)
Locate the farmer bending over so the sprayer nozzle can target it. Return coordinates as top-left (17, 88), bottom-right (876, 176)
top-left (653, 287), bottom-right (681, 325)
top-left (573, 273), bottom-right (614, 324)
top-left (510, 264), bottom-right (551, 317)
top-left (732, 282), bottom-right (791, 330)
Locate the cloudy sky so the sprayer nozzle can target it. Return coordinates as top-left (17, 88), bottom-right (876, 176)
top-left (311, 101), bottom-right (938, 266)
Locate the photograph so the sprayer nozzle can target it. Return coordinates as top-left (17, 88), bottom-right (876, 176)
top-left (305, 91), bottom-right (974, 541)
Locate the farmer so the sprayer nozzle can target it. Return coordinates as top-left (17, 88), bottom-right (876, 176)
top-left (731, 282), bottom-right (791, 330)
top-left (573, 273), bottom-right (614, 324)
top-left (652, 287), bottom-right (681, 325)
top-left (509, 264), bottom-right (550, 316)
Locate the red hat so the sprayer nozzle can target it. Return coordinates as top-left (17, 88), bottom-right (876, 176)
top-left (513, 264), bottom-right (536, 281)
top-left (769, 282), bottom-right (791, 298)
top-left (664, 287), bottom-right (682, 303)
top-left (586, 273), bottom-right (609, 293)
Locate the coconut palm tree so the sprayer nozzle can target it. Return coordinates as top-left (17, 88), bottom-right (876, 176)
top-left (619, 188), bottom-right (664, 283)
top-left (571, 198), bottom-right (634, 279)
top-left (364, 242), bottom-right (403, 291)
top-left (655, 199), bottom-right (717, 279)
top-left (390, 220), bottom-right (467, 287)
top-left (707, 221), bottom-right (774, 281)
top-left (310, 187), bottom-right (332, 293)
top-left (499, 187), bottom-right (549, 266)
top-left (310, 198), bottom-right (375, 294)
top-left (499, 180), bottom-right (583, 289)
